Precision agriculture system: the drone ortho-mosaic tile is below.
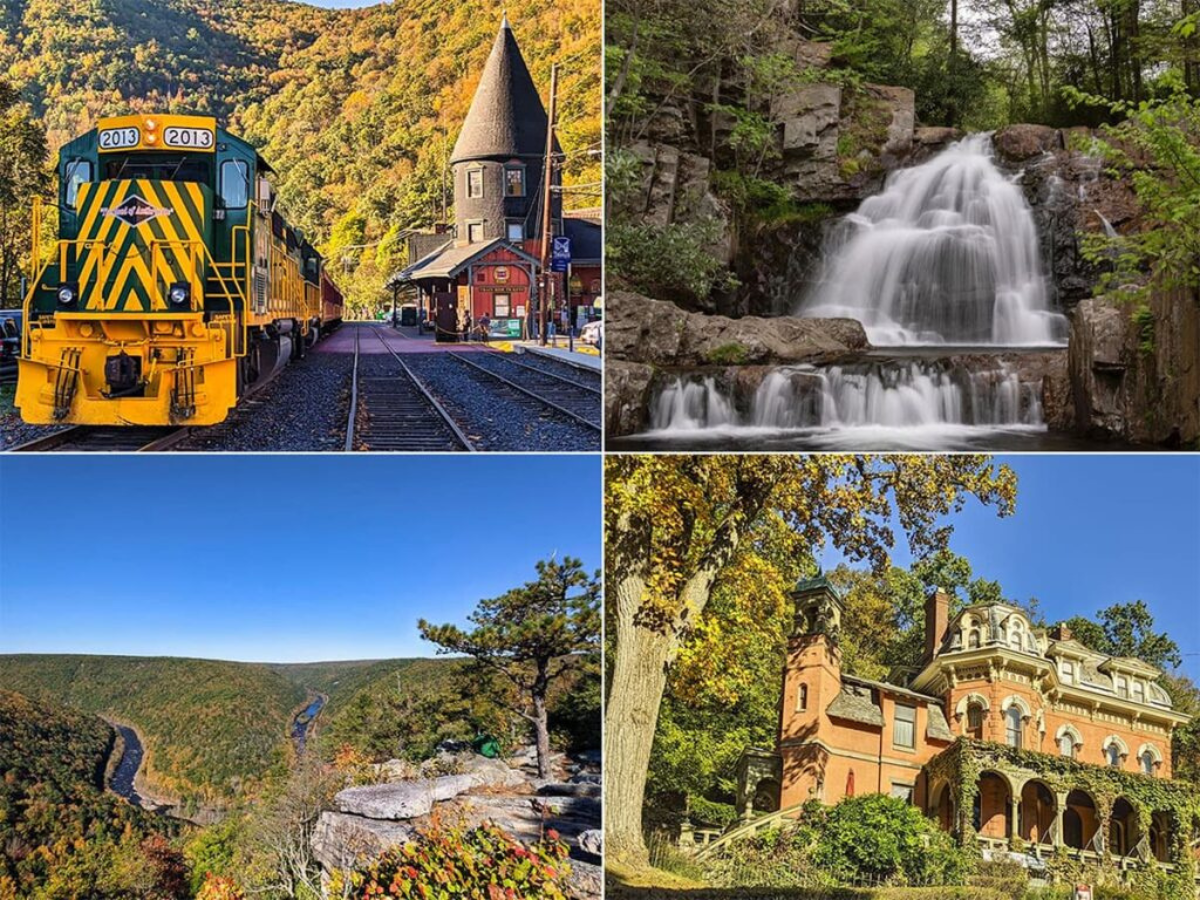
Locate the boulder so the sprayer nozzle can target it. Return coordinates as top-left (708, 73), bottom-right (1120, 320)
top-left (993, 124), bottom-right (1060, 162)
top-left (460, 754), bottom-right (527, 788)
top-left (607, 290), bottom-right (869, 369)
top-left (569, 773), bottom-right (602, 785)
top-left (774, 84), bottom-right (841, 157)
top-left (578, 829), bottom-right (603, 858)
top-left (913, 126), bottom-right (962, 156)
top-left (334, 782), bottom-right (435, 820)
top-left (566, 859), bottom-right (602, 900)
top-left (604, 360), bottom-right (655, 437)
top-left (536, 781), bottom-right (602, 799)
top-left (311, 811), bottom-right (415, 872)
top-left (866, 84), bottom-right (915, 155)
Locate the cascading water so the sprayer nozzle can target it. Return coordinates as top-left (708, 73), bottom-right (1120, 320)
top-left (646, 362), bottom-right (1048, 450)
top-left (799, 134), bottom-right (1068, 346)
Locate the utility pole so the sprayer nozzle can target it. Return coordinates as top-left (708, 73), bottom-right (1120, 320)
top-left (538, 63), bottom-right (559, 348)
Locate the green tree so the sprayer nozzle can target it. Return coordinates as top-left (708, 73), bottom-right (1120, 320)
top-left (0, 81), bottom-right (50, 308)
top-left (1063, 599), bottom-right (1182, 669)
top-left (419, 557), bottom-right (601, 779)
top-left (604, 455), bottom-right (1018, 864)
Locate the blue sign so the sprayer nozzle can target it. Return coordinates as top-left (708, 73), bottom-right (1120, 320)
top-left (551, 236), bottom-right (572, 272)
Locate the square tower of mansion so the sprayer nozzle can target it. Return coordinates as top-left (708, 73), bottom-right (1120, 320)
top-left (736, 575), bottom-right (1194, 864)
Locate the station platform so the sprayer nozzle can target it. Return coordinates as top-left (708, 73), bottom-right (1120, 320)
top-left (515, 343), bottom-right (602, 371)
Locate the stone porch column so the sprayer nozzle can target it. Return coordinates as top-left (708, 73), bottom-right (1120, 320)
top-left (1053, 793), bottom-right (1067, 849)
top-left (1009, 796), bottom-right (1020, 840)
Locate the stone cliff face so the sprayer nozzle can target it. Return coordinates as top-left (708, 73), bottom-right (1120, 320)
top-left (311, 747), bottom-right (602, 899)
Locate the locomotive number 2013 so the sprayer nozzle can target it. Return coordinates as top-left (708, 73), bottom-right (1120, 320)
top-left (163, 127), bottom-right (214, 149)
top-left (98, 127), bottom-right (140, 150)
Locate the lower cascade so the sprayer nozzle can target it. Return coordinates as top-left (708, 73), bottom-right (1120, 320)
top-left (650, 362), bottom-right (1046, 437)
top-left (799, 134), bottom-right (1068, 346)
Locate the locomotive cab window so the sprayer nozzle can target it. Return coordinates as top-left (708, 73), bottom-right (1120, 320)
top-left (103, 154), bottom-right (210, 183)
top-left (64, 159), bottom-right (92, 208)
top-left (220, 160), bottom-right (250, 208)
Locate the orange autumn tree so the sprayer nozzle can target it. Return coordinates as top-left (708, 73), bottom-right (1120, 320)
top-left (604, 454), bottom-right (1019, 864)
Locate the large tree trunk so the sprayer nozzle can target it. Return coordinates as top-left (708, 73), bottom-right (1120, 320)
top-left (604, 585), bottom-right (671, 865)
top-left (604, 501), bottom-right (756, 865)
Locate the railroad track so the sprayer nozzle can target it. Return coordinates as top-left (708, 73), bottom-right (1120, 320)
top-left (447, 350), bottom-right (602, 432)
top-left (10, 425), bottom-right (189, 453)
top-left (348, 325), bottom-right (474, 452)
top-left (503, 351), bottom-right (602, 391)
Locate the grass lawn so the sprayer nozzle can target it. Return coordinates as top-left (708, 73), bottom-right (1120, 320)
top-left (1, 382), bottom-right (16, 417)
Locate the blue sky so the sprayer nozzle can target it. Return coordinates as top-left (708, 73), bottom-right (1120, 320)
top-left (0, 456), bottom-right (599, 663)
top-left (819, 455), bottom-right (1200, 681)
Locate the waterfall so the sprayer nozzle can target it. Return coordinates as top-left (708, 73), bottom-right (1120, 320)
top-left (799, 134), bottom-right (1068, 346)
top-left (647, 362), bottom-right (1046, 445)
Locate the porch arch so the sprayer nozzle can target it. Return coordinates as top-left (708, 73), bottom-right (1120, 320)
top-left (1063, 788), bottom-right (1099, 851)
top-left (974, 770), bottom-right (1014, 840)
top-left (1019, 779), bottom-right (1056, 845)
top-left (1109, 796), bottom-right (1139, 857)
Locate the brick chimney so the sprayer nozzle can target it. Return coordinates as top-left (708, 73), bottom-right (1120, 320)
top-left (925, 588), bottom-right (950, 660)
top-left (1051, 622), bottom-right (1073, 642)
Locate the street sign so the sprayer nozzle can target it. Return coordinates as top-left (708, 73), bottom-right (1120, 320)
top-left (551, 236), bottom-right (571, 272)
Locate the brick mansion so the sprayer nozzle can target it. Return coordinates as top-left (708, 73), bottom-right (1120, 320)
top-left (734, 576), bottom-right (1198, 868)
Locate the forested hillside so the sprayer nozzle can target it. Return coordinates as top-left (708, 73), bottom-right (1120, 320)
top-left (0, 689), bottom-right (181, 899)
top-left (0, 655), bottom-right (305, 807)
top-left (0, 0), bottom-right (600, 313)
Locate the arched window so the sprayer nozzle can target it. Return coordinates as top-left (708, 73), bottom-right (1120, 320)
top-left (1141, 751), bottom-right (1155, 775)
top-left (1059, 732), bottom-right (1076, 758)
top-left (1005, 706), bottom-right (1023, 749)
top-left (1010, 624), bottom-right (1023, 649)
top-left (1107, 743), bottom-right (1122, 767)
top-left (798, 684), bottom-right (808, 712)
top-left (968, 630), bottom-right (980, 649)
top-left (967, 703), bottom-right (984, 740)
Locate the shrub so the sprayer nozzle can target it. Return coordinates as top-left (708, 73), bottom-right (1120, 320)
top-left (327, 821), bottom-right (572, 900)
top-left (814, 794), bottom-right (967, 886)
top-left (688, 795), bottom-right (740, 829)
top-left (196, 874), bottom-right (245, 900)
top-left (607, 220), bottom-right (739, 304)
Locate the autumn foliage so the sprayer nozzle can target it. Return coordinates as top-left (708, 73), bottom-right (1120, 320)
top-left (328, 821), bottom-right (572, 900)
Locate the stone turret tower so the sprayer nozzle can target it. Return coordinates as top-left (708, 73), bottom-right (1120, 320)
top-left (450, 15), bottom-right (561, 247)
top-left (778, 574), bottom-right (845, 801)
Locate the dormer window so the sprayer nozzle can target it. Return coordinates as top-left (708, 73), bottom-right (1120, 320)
top-left (467, 168), bottom-right (484, 199)
top-left (504, 165), bottom-right (525, 197)
top-left (1010, 623), bottom-right (1023, 650)
top-left (1061, 661), bottom-right (1075, 683)
top-left (1116, 676), bottom-right (1128, 697)
top-left (968, 630), bottom-right (980, 649)
top-left (1132, 682), bottom-right (1144, 703)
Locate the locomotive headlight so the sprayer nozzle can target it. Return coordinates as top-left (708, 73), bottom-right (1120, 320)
top-left (57, 283), bottom-right (78, 307)
top-left (168, 282), bottom-right (190, 309)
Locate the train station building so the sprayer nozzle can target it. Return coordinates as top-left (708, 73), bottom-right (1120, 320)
top-left (390, 16), bottom-right (601, 341)
top-left (730, 576), bottom-right (1198, 875)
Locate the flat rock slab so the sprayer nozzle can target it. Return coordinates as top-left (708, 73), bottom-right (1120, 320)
top-left (335, 780), bottom-right (438, 819)
top-left (536, 781), bottom-right (602, 798)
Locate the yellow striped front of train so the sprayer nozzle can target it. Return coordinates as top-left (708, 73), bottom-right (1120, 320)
top-left (17, 178), bottom-right (242, 426)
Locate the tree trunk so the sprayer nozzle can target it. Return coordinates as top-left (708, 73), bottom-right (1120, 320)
top-left (604, 588), bottom-right (672, 865)
top-left (603, 502), bottom-right (756, 864)
top-left (533, 691), bottom-right (552, 780)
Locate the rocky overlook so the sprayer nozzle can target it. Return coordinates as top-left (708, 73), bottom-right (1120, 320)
top-left (311, 745), bottom-right (602, 899)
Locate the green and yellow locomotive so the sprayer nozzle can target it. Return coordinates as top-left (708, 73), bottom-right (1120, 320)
top-left (18, 113), bottom-right (342, 426)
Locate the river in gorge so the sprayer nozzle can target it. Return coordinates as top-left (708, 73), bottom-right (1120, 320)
top-left (291, 694), bottom-right (326, 755)
top-left (622, 133), bottom-right (1132, 450)
top-left (108, 723), bottom-right (146, 806)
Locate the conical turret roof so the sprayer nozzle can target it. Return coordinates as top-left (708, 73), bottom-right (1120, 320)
top-left (451, 16), bottom-right (554, 164)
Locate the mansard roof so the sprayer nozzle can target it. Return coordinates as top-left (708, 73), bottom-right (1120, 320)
top-left (451, 17), bottom-right (556, 165)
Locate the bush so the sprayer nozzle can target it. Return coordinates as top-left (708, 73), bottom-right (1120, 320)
top-left (327, 821), bottom-right (572, 899)
top-left (607, 220), bottom-right (739, 304)
top-left (688, 795), bottom-right (740, 829)
top-left (706, 795), bottom-right (967, 889)
top-left (813, 794), bottom-right (967, 886)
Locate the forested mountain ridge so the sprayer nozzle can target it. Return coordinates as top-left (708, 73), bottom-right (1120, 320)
top-left (0, 689), bottom-right (180, 899)
top-left (0, 0), bottom-right (600, 314)
top-left (0, 654), bottom-right (306, 807)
